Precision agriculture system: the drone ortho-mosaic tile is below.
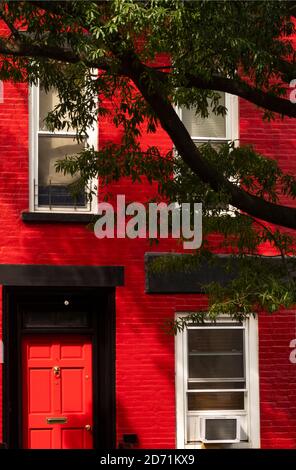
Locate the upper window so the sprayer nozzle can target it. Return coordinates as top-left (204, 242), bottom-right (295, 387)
top-left (175, 315), bottom-right (260, 448)
top-left (30, 83), bottom-right (97, 212)
top-left (179, 93), bottom-right (238, 145)
top-left (179, 93), bottom-right (239, 216)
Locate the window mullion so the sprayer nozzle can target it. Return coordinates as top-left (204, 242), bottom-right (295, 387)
top-left (38, 130), bottom-right (80, 137)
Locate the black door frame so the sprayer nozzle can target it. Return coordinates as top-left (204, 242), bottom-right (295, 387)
top-left (2, 286), bottom-right (116, 449)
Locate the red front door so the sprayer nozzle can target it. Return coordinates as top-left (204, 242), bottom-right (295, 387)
top-left (22, 336), bottom-right (93, 449)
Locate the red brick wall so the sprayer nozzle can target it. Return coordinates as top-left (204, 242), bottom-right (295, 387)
top-left (240, 98), bottom-right (296, 448)
top-left (259, 310), bottom-right (296, 448)
top-left (0, 79), bottom-right (295, 449)
top-left (0, 79), bottom-right (209, 448)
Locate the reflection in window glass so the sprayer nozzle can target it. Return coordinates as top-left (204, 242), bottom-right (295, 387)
top-left (188, 391), bottom-right (245, 411)
top-left (39, 88), bottom-right (75, 132)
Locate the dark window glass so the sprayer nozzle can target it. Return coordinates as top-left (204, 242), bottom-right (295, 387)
top-left (188, 328), bottom-right (244, 379)
top-left (188, 392), bottom-right (244, 411)
top-left (188, 328), bottom-right (243, 353)
top-left (23, 309), bottom-right (90, 328)
top-left (188, 355), bottom-right (244, 379)
top-left (188, 381), bottom-right (245, 390)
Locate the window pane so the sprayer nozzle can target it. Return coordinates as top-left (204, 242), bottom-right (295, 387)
top-left (188, 355), bottom-right (244, 379)
top-left (188, 329), bottom-right (244, 379)
top-left (38, 135), bottom-right (83, 186)
top-left (38, 136), bottom-right (86, 207)
top-left (23, 310), bottom-right (90, 328)
top-left (188, 381), bottom-right (245, 390)
top-left (39, 87), bottom-right (75, 132)
top-left (188, 392), bottom-right (244, 411)
top-left (195, 141), bottom-right (226, 152)
top-left (182, 93), bottom-right (226, 138)
top-left (188, 328), bottom-right (243, 353)
top-left (38, 185), bottom-right (86, 207)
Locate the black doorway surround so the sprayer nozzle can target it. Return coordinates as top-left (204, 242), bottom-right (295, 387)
top-left (0, 264), bottom-right (124, 287)
top-left (0, 264), bottom-right (124, 449)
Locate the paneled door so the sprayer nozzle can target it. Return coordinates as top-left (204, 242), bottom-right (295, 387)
top-left (22, 335), bottom-right (93, 449)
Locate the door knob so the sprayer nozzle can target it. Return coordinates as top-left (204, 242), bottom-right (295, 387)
top-left (53, 366), bottom-right (60, 377)
top-left (85, 424), bottom-right (92, 431)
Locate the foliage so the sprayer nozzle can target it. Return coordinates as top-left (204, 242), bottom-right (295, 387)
top-left (1, 1), bottom-right (296, 326)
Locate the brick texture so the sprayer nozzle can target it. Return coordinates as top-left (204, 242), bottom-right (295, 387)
top-left (0, 49), bottom-right (295, 448)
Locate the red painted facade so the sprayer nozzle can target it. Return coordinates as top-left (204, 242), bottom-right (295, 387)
top-left (0, 58), bottom-right (296, 448)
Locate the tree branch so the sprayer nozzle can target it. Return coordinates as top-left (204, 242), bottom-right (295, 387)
top-left (1, 33), bottom-right (296, 119)
top-left (124, 54), bottom-right (296, 230)
top-left (2, 29), bottom-right (296, 229)
top-left (0, 37), bottom-right (120, 72)
top-left (154, 69), bottom-right (296, 118)
top-left (276, 58), bottom-right (296, 83)
top-left (183, 73), bottom-right (296, 117)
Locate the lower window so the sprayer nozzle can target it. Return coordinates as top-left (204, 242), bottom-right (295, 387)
top-left (175, 315), bottom-right (260, 448)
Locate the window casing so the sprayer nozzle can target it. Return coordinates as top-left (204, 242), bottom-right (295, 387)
top-left (178, 93), bottom-right (239, 216)
top-left (175, 315), bottom-right (260, 448)
top-left (178, 93), bottom-right (239, 145)
top-left (29, 83), bottom-right (98, 213)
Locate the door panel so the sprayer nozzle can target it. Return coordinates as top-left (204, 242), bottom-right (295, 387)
top-left (30, 429), bottom-right (53, 449)
top-left (61, 429), bottom-right (85, 449)
top-left (29, 369), bottom-right (52, 412)
top-left (62, 370), bottom-right (83, 412)
top-left (22, 336), bottom-right (93, 449)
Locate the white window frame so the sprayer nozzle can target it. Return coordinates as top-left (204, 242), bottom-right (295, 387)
top-left (176, 94), bottom-right (239, 217)
top-left (177, 93), bottom-right (239, 144)
top-left (29, 83), bottom-right (98, 213)
top-left (175, 314), bottom-right (260, 449)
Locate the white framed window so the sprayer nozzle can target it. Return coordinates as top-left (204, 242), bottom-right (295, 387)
top-left (178, 93), bottom-right (239, 145)
top-left (175, 314), bottom-right (260, 449)
top-left (29, 83), bottom-right (98, 213)
top-left (177, 93), bottom-right (239, 216)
